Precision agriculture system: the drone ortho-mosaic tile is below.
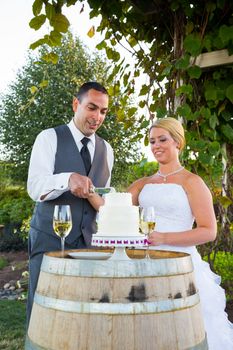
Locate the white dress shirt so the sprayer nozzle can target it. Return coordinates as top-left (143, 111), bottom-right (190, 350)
top-left (27, 120), bottom-right (114, 202)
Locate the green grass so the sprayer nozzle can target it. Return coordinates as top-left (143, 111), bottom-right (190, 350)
top-left (0, 256), bottom-right (8, 270)
top-left (0, 300), bottom-right (26, 350)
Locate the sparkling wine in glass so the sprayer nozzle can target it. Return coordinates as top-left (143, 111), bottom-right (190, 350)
top-left (139, 206), bottom-right (156, 259)
top-left (53, 205), bottom-right (72, 257)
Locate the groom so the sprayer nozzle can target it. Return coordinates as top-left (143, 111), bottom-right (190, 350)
top-left (26, 81), bottom-right (114, 326)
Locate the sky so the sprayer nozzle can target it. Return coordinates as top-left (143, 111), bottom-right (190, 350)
top-left (0, 0), bottom-right (102, 93)
top-left (0, 0), bottom-right (154, 160)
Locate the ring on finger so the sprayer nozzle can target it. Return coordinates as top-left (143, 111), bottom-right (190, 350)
top-left (89, 185), bottom-right (95, 193)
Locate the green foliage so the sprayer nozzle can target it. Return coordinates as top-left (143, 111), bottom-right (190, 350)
top-left (19, 217), bottom-right (31, 242)
top-left (0, 188), bottom-right (33, 225)
top-left (216, 252), bottom-right (233, 283)
top-left (0, 232), bottom-right (27, 252)
top-left (128, 160), bottom-right (158, 183)
top-left (29, 0), bottom-right (69, 57)
top-left (114, 160), bottom-right (158, 191)
top-left (0, 161), bottom-right (15, 190)
top-left (0, 256), bottom-right (8, 270)
top-left (0, 187), bottom-right (32, 251)
top-left (0, 300), bottom-right (26, 350)
top-left (0, 32), bottom-right (142, 184)
top-left (187, 65), bottom-right (202, 79)
top-left (29, 14), bottom-right (46, 30)
top-left (203, 251), bottom-right (233, 299)
top-left (183, 34), bottom-right (202, 56)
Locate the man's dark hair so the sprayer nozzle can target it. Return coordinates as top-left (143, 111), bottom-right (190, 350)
top-left (76, 82), bottom-right (108, 101)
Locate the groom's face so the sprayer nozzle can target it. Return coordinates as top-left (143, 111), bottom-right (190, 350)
top-left (149, 127), bottom-right (179, 163)
top-left (73, 89), bottom-right (109, 136)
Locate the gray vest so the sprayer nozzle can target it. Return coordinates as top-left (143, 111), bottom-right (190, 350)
top-left (30, 125), bottom-right (110, 247)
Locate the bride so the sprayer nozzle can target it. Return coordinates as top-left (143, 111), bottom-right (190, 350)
top-left (127, 117), bottom-right (233, 349)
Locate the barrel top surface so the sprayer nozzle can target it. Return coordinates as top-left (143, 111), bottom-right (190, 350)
top-left (46, 248), bottom-right (189, 259)
top-left (41, 249), bottom-right (194, 277)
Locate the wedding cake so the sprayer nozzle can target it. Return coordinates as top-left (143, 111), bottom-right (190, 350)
top-left (96, 192), bottom-right (140, 236)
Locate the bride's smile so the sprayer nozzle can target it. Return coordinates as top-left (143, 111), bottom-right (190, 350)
top-left (149, 127), bottom-right (180, 165)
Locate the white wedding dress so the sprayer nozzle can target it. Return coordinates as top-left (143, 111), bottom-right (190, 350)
top-left (139, 183), bottom-right (233, 350)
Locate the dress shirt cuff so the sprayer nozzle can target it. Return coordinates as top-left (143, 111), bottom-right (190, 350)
top-left (39, 172), bottom-right (73, 202)
top-left (54, 172), bottom-right (73, 191)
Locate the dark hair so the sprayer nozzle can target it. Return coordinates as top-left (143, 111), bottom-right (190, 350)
top-left (76, 82), bottom-right (108, 101)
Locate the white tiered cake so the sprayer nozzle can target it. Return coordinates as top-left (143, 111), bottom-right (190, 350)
top-left (92, 192), bottom-right (146, 249)
top-left (97, 192), bottom-right (139, 236)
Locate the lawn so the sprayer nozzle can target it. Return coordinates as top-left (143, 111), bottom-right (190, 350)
top-left (0, 300), bottom-right (26, 350)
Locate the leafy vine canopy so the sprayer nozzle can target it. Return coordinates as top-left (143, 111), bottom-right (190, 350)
top-left (29, 0), bottom-right (233, 169)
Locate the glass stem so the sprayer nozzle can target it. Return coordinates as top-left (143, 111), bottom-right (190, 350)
top-left (61, 237), bottom-right (65, 258)
top-left (145, 233), bottom-right (150, 259)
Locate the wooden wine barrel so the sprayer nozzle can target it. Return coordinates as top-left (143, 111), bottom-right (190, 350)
top-left (26, 249), bottom-right (208, 350)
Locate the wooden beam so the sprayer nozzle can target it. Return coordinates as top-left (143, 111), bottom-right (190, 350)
top-left (192, 49), bottom-right (233, 68)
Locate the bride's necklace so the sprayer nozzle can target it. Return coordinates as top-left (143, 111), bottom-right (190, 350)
top-left (157, 166), bottom-right (184, 182)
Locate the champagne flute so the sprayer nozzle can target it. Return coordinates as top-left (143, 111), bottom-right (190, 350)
top-left (139, 206), bottom-right (156, 259)
top-left (53, 205), bottom-right (72, 257)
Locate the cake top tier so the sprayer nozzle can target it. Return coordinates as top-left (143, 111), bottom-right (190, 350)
top-left (104, 192), bottom-right (132, 206)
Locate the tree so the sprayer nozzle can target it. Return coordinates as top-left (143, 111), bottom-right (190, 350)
top-left (0, 32), bottom-right (142, 185)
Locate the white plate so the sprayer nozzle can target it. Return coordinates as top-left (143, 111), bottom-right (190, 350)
top-left (68, 252), bottom-right (112, 260)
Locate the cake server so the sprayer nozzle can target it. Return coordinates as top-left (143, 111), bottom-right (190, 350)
top-left (90, 187), bottom-right (115, 195)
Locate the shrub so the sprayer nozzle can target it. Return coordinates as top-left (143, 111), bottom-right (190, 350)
top-left (203, 251), bottom-right (233, 300)
top-left (114, 159), bottom-right (158, 190)
top-left (0, 230), bottom-right (27, 252)
top-left (0, 187), bottom-right (33, 225)
top-left (0, 187), bottom-right (33, 251)
top-left (0, 256), bottom-right (8, 270)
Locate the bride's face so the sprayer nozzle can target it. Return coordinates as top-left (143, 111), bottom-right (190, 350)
top-left (149, 127), bottom-right (179, 163)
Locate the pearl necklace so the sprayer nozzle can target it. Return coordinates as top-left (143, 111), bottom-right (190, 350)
top-left (157, 166), bottom-right (184, 182)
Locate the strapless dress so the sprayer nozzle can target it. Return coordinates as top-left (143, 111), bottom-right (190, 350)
top-left (139, 183), bottom-right (233, 350)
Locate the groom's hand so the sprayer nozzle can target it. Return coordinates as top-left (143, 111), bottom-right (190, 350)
top-left (69, 173), bottom-right (93, 198)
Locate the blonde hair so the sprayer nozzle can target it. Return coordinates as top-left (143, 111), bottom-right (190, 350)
top-left (149, 117), bottom-right (185, 151)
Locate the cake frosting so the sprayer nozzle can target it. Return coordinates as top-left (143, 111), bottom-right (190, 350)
top-left (96, 192), bottom-right (140, 236)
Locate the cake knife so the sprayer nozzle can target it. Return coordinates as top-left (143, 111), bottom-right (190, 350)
top-left (90, 187), bottom-right (115, 195)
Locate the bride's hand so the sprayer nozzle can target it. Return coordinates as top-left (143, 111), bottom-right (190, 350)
top-left (148, 231), bottom-right (165, 246)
